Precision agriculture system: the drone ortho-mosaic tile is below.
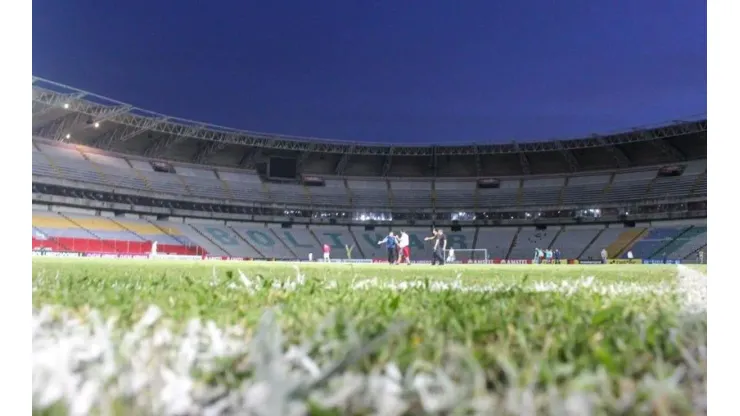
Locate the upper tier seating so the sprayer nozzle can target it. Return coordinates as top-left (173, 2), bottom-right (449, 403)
top-left (32, 139), bottom-right (707, 209)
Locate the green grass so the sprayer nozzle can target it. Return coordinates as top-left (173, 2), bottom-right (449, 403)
top-left (32, 258), bottom-right (706, 415)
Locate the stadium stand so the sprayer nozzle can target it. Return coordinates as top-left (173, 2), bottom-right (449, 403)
top-left (507, 228), bottom-right (558, 260)
top-left (30, 79), bottom-right (708, 263)
top-left (625, 227), bottom-right (688, 259)
top-left (32, 138), bottom-right (709, 212)
top-left (474, 228), bottom-right (519, 259)
top-left (654, 226), bottom-right (706, 259)
top-left (550, 226), bottom-right (602, 259)
top-left (669, 227), bottom-right (707, 260)
top-left (32, 211), bottom-right (202, 255)
top-left (32, 207), bottom-right (710, 262)
top-left (435, 180), bottom-right (477, 209)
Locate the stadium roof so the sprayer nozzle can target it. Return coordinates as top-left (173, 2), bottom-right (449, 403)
top-left (32, 76), bottom-right (707, 158)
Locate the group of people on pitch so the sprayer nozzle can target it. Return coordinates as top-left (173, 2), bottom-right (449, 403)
top-left (377, 228), bottom-right (449, 265)
top-left (533, 247), bottom-right (561, 264)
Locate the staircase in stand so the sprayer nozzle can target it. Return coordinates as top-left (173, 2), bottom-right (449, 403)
top-left (40, 152), bottom-right (63, 177)
top-left (348, 226), bottom-right (365, 258)
top-left (548, 226), bottom-right (564, 249)
top-left (648, 226), bottom-right (693, 259)
top-left (683, 244), bottom-right (707, 261)
top-left (214, 170), bottom-right (235, 199)
top-left (33, 226), bottom-right (73, 251)
top-left (77, 147), bottom-right (114, 187)
top-left (515, 180), bottom-right (524, 207)
top-left (109, 218), bottom-right (147, 241)
top-left (269, 228), bottom-right (298, 259)
top-left (189, 224), bottom-right (233, 257)
top-left (556, 177), bottom-right (569, 207)
top-left (578, 228), bottom-right (605, 259)
top-left (228, 225), bottom-right (266, 258)
top-left (58, 213), bottom-right (119, 253)
top-left (386, 180), bottom-right (394, 211)
top-left (505, 227), bottom-right (521, 260)
top-left (175, 175), bottom-right (194, 196)
top-left (614, 228), bottom-right (648, 258)
top-left (599, 173), bottom-right (616, 203)
top-left (147, 220), bottom-right (189, 246)
top-left (343, 178), bottom-right (353, 207)
top-left (689, 171), bottom-right (707, 196)
top-left (471, 227), bottom-right (481, 261)
top-left (133, 169), bottom-right (156, 193)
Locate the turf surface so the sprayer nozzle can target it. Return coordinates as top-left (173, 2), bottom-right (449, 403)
top-left (32, 258), bottom-right (707, 415)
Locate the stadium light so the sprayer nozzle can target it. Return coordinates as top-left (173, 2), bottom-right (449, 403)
top-left (94, 122), bottom-right (100, 128)
top-left (63, 103), bottom-right (69, 109)
top-left (65, 133), bottom-right (71, 139)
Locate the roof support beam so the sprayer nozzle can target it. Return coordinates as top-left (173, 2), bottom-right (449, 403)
top-left (334, 146), bottom-right (354, 175)
top-left (193, 141), bottom-right (225, 164)
top-left (650, 139), bottom-right (686, 162)
top-left (239, 148), bottom-right (262, 169)
top-left (429, 146), bottom-right (438, 177)
top-left (144, 136), bottom-right (180, 158)
top-left (33, 113), bottom-right (88, 141)
top-left (555, 141), bottom-right (580, 172)
top-left (513, 142), bottom-right (531, 175)
top-left (474, 145), bottom-right (482, 176)
top-left (296, 144), bottom-right (319, 173)
top-left (382, 147), bottom-right (394, 176)
top-left (595, 137), bottom-right (631, 168)
top-left (32, 80), bottom-right (707, 156)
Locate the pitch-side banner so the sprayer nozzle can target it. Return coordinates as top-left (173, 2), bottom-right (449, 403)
top-left (608, 259), bottom-right (643, 264)
top-left (493, 259), bottom-right (580, 264)
top-left (642, 259), bottom-right (682, 264)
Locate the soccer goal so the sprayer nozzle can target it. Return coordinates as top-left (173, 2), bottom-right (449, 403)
top-left (444, 248), bottom-right (489, 262)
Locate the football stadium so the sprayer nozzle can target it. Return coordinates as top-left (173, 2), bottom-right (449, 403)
top-left (32, 77), bottom-right (708, 414)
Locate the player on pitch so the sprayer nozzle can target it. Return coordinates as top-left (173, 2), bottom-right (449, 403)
top-left (396, 230), bottom-right (411, 265)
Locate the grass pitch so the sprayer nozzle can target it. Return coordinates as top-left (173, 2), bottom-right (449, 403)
top-left (32, 258), bottom-right (707, 415)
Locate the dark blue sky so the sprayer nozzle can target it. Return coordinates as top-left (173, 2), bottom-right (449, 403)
top-left (33, 0), bottom-right (706, 144)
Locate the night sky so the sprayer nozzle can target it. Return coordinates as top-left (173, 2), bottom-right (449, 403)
top-left (32, 0), bottom-right (706, 144)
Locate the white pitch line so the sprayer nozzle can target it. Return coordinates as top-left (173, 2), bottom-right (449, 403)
top-left (676, 265), bottom-right (707, 315)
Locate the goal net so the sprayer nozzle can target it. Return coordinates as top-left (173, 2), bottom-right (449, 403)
top-left (444, 248), bottom-right (488, 262)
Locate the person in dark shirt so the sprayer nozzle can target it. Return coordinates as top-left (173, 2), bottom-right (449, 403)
top-left (377, 232), bottom-right (398, 264)
top-left (432, 229), bottom-right (447, 265)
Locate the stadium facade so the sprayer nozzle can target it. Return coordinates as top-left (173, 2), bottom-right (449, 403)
top-left (31, 77), bottom-right (707, 263)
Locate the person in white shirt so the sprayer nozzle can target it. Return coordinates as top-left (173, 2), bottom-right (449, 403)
top-left (150, 240), bottom-right (158, 258)
top-left (627, 250), bottom-right (634, 259)
top-left (446, 247), bottom-right (456, 263)
top-left (396, 231), bottom-right (411, 265)
top-left (600, 248), bottom-right (608, 264)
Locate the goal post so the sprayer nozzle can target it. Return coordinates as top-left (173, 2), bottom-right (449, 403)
top-left (444, 248), bottom-right (488, 262)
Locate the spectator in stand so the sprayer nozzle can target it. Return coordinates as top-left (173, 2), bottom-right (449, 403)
top-left (323, 243), bottom-right (331, 262)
